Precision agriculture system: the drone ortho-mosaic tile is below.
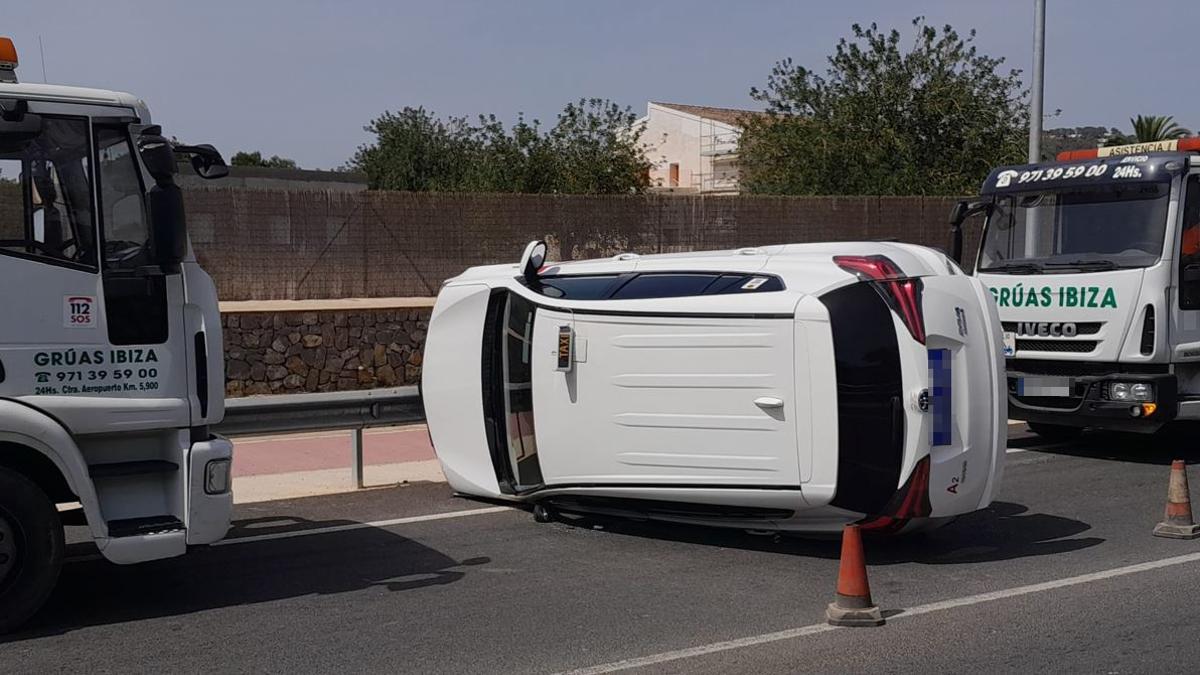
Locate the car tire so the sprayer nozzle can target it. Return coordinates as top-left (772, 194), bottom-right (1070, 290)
top-left (1027, 422), bottom-right (1083, 442)
top-left (0, 467), bottom-right (65, 634)
top-left (532, 502), bottom-right (555, 524)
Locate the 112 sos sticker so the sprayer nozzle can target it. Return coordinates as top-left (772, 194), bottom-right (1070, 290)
top-left (64, 295), bottom-right (96, 329)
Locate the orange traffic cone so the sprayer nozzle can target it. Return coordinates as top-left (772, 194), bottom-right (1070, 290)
top-left (826, 524), bottom-right (885, 627)
top-left (1153, 460), bottom-right (1200, 539)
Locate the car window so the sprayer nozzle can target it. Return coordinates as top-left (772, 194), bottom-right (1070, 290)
top-left (610, 273), bottom-right (721, 299)
top-left (536, 275), bottom-right (622, 300)
top-left (704, 274), bottom-right (785, 295)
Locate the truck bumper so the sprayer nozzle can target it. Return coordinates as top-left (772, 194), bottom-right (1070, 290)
top-left (1007, 370), bottom-right (1177, 433)
top-left (187, 433), bottom-right (234, 545)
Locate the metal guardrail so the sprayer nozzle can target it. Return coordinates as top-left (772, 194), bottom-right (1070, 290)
top-left (215, 386), bottom-right (426, 488)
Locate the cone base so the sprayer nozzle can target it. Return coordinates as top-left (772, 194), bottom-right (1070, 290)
top-left (1153, 522), bottom-right (1200, 539)
top-left (826, 602), bottom-right (885, 627)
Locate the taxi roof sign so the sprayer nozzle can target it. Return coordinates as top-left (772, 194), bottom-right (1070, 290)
top-left (1058, 137), bottom-right (1200, 162)
top-left (0, 37), bottom-right (17, 84)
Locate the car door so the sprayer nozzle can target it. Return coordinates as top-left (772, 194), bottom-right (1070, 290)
top-left (530, 276), bottom-right (802, 488)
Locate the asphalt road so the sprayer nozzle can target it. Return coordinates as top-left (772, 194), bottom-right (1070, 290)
top-left (4, 425), bottom-right (1200, 674)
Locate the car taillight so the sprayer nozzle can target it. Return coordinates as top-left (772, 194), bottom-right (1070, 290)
top-left (833, 255), bottom-right (926, 344)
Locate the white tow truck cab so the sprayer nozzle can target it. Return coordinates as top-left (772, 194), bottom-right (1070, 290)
top-left (423, 240), bottom-right (1006, 535)
top-left (952, 139), bottom-right (1200, 439)
top-left (0, 38), bottom-right (231, 631)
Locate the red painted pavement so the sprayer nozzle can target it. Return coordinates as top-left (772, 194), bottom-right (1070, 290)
top-left (231, 425), bottom-right (436, 477)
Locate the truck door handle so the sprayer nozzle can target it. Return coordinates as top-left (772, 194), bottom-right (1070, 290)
top-left (754, 397), bottom-right (785, 409)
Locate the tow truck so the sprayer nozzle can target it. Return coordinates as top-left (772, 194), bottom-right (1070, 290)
top-left (951, 137), bottom-right (1200, 439)
top-left (0, 37), bottom-right (231, 631)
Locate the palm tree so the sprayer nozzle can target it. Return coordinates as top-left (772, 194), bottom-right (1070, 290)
top-left (1130, 115), bottom-right (1191, 142)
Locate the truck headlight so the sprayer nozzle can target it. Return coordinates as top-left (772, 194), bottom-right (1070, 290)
top-left (1109, 382), bottom-right (1154, 402)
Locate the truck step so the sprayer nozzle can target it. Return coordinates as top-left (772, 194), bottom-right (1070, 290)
top-left (88, 460), bottom-right (178, 479)
top-left (106, 515), bottom-right (184, 538)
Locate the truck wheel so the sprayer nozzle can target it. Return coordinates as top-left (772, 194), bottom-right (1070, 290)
top-left (0, 467), bottom-right (65, 634)
top-left (1027, 422), bottom-right (1083, 443)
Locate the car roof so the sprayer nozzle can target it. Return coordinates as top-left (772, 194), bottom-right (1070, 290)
top-left (452, 241), bottom-right (954, 297)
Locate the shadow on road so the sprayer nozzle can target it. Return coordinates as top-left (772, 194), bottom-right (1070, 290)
top-left (1020, 423), bottom-right (1200, 465)
top-left (3, 515), bottom-right (491, 643)
top-left (549, 499), bottom-right (1102, 566)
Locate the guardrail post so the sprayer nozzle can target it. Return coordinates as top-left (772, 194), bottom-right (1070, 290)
top-left (352, 428), bottom-right (364, 489)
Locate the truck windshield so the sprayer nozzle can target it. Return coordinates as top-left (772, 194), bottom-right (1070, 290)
top-left (978, 182), bottom-right (1170, 273)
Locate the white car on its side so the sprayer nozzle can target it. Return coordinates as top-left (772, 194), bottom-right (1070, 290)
top-left (422, 241), bottom-right (1006, 534)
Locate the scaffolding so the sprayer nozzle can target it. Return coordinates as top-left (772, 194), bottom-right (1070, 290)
top-left (694, 118), bottom-right (741, 194)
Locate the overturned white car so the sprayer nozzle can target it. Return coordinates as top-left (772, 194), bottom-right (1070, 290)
top-left (422, 241), bottom-right (1006, 533)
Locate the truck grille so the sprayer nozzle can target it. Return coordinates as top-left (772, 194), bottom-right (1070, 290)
top-left (1002, 321), bottom-right (1102, 335)
top-left (1015, 339), bottom-right (1098, 353)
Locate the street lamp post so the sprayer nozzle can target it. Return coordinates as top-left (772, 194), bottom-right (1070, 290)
top-left (1029, 0), bottom-right (1046, 163)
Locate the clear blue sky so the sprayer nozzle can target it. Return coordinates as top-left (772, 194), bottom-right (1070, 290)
top-left (8, 1), bottom-right (1197, 169)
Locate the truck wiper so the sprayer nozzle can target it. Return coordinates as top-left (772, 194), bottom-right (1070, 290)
top-left (1043, 259), bottom-right (1119, 271)
top-left (978, 261), bottom-right (1044, 274)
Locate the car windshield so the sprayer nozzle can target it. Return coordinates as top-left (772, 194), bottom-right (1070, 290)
top-left (978, 182), bottom-right (1171, 273)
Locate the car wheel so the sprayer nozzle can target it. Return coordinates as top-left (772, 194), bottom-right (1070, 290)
top-left (532, 502), bottom-right (555, 524)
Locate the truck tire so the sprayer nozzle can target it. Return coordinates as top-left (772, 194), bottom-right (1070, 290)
top-left (1027, 422), bottom-right (1083, 443)
top-left (0, 467), bottom-right (65, 634)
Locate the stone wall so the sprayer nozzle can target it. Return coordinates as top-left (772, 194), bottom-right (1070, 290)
top-left (221, 305), bottom-right (430, 397)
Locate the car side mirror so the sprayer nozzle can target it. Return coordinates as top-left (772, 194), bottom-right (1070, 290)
top-left (1183, 263), bottom-right (1200, 283)
top-left (520, 240), bottom-right (548, 285)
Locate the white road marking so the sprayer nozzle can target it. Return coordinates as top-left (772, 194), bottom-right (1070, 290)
top-left (560, 551), bottom-right (1200, 675)
top-left (213, 506), bottom-right (512, 546)
top-left (1006, 447), bottom-right (1026, 454)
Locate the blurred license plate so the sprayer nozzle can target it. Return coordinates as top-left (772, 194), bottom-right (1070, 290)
top-left (1017, 376), bottom-right (1071, 397)
top-left (929, 349), bottom-right (952, 446)
top-left (1002, 331), bottom-right (1016, 357)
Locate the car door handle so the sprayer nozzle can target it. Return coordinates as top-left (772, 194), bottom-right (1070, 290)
top-left (754, 397), bottom-right (785, 409)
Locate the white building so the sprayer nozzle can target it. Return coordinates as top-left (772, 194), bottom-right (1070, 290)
top-left (636, 101), bottom-right (763, 194)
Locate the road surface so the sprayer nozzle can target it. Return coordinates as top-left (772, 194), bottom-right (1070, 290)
top-left (3, 425), bottom-right (1200, 674)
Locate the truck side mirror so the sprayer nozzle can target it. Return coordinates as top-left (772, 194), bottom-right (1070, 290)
top-left (174, 143), bottom-right (229, 180)
top-left (136, 132), bottom-right (186, 270)
top-left (949, 200), bottom-right (993, 265)
top-left (137, 133), bottom-right (178, 183)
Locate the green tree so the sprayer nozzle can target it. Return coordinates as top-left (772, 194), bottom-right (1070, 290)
top-left (349, 99), bottom-right (649, 193)
top-left (349, 107), bottom-right (478, 191)
top-left (1129, 115), bottom-right (1191, 142)
top-left (230, 151), bottom-right (299, 169)
top-left (738, 18), bottom-right (1027, 195)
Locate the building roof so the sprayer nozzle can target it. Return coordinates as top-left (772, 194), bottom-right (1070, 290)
top-left (651, 102), bottom-right (766, 127)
